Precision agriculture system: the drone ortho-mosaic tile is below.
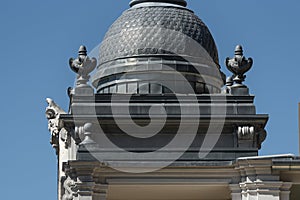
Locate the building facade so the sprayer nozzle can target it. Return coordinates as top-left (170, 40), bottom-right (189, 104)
top-left (46, 0), bottom-right (300, 199)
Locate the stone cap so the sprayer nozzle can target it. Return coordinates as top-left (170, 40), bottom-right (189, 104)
top-left (130, 0), bottom-right (187, 7)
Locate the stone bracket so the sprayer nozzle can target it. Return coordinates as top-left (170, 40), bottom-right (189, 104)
top-left (45, 98), bottom-right (67, 154)
top-left (234, 125), bottom-right (267, 149)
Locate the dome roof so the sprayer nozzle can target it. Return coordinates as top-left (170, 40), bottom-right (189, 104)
top-left (97, 2), bottom-right (219, 66)
top-left (92, 0), bottom-right (225, 95)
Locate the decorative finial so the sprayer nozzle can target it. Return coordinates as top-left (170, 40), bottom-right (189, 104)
top-left (69, 45), bottom-right (97, 95)
top-left (225, 45), bottom-right (253, 88)
top-left (221, 76), bottom-right (234, 94)
top-left (80, 123), bottom-right (96, 145)
top-left (130, 0), bottom-right (187, 7)
top-left (78, 45), bottom-right (87, 56)
top-left (234, 45), bottom-right (243, 56)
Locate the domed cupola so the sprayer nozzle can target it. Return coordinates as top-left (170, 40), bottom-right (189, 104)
top-left (92, 0), bottom-right (225, 94)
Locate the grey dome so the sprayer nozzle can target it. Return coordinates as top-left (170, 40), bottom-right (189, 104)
top-left (97, 5), bottom-right (219, 66)
top-left (92, 1), bottom-right (225, 95)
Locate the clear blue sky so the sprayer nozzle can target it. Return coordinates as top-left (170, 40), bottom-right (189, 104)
top-left (0, 0), bottom-right (299, 199)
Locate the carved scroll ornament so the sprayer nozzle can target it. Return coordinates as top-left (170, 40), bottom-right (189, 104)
top-left (45, 98), bottom-right (66, 154)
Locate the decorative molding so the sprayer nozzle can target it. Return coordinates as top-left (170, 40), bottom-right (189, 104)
top-left (240, 181), bottom-right (283, 199)
top-left (93, 184), bottom-right (109, 200)
top-left (281, 182), bottom-right (292, 200)
top-left (62, 163), bottom-right (78, 200)
top-left (60, 128), bottom-right (72, 149)
top-left (236, 126), bottom-right (255, 148)
top-left (235, 158), bottom-right (290, 199)
top-left (45, 98), bottom-right (66, 154)
top-left (236, 157), bottom-right (274, 183)
top-left (235, 126), bottom-right (267, 149)
top-left (237, 126), bottom-right (255, 141)
top-left (256, 129), bottom-right (267, 149)
top-left (62, 176), bottom-right (78, 200)
top-left (229, 184), bottom-right (242, 200)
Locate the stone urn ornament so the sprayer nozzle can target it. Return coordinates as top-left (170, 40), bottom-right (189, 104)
top-left (69, 45), bottom-right (97, 96)
top-left (226, 45), bottom-right (253, 88)
top-left (69, 45), bottom-right (97, 88)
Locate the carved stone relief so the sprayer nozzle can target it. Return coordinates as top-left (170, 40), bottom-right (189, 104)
top-left (45, 98), bottom-right (67, 154)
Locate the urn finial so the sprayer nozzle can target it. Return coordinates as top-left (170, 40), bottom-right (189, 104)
top-left (226, 45), bottom-right (253, 88)
top-left (69, 45), bottom-right (97, 96)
